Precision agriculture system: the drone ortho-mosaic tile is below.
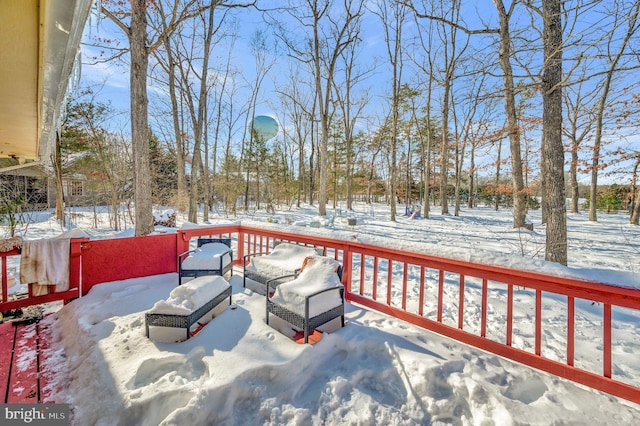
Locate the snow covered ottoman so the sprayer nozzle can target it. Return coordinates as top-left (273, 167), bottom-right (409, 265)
top-left (145, 275), bottom-right (232, 342)
top-left (178, 238), bottom-right (233, 285)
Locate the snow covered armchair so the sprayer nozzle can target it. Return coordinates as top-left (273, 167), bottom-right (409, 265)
top-left (266, 256), bottom-right (345, 343)
top-left (242, 241), bottom-right (324, 289)
top-left (178, 238), bottom-right (233, 285)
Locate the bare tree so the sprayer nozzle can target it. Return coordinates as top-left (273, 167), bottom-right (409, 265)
top-left (372, 0), bottom-right (409, 221)
top-left (410, 12), bottom-right (437, 218)
top-left (273, 0), bottom-right (364, 216)
top-left (562, 63), bottom-right (597, 214)
top-left (587, 1), bottom-right (640, 222)
top-left (52, 134), bottom-right (66, 224)
top-left (451, 70), bottom-right (491, 216)
top-left (276, 70), bottom-right (315, 207)
top-left (492, 0), bottom-right (527, 228)
top-left (219, 68), bottom-right (247, 215)
top-left (631, 154), bottom-right (640, 225)
top-left (240, 30), bottom-right (277, 211)
top-left (61, 92), bottom-right (132, 230)
top-left (411, 0), bottom-right (528, 227)
top-left (332, 38), bottom-right (371, 212)
top-left (101, 0), bottom-right (254, 235)
top-left (540, 0), bottom-right (567, 264)
top-left (155, 27), bottom-right (188, 214)
top-left (435, 0), bottom-right (470, 215)
top-left (207, 39), bottom-right (239, 217)
top-left (169, 6), bottom-right (228, 223)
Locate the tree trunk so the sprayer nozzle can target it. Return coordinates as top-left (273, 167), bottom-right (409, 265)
top-left (468, 146), bottom-right (475, 209)
top-left (632, 193), bottom-right (640, 225)
top-left (389, 68), bottom-right (399, 222)
top-left (440, 76), bottom-right (450, 215)
top-left (163, 37), bottom-right (187, 213)
top-left (318, 107), bottom-right (329, 217)
top-left (493, 0), bottom-right (527, 228)
top-left (53, 134), bottom-right (65, 224)
top-left (452, 99), bottom-right (462, 217)
top-left (569, 143), bottom-right (580, 213)
top-left (423, 82), bottom-right (432, 219)
top-left (541, 0), bottom-right (567, 265)
top-left (313, 13), bottom-right (329, 217)
top-left (494, 138), bottom-right (501, 211)
top-left (631, 158), bottom-right (640, 225)
top-left (188, 4), bottom-right (216, 224)
top-left (203, 101), bottom-right (210, 223)
top-left (130, 0), bottom-right (154, 236)
top-left (296, 119), bottom-right (305, 208)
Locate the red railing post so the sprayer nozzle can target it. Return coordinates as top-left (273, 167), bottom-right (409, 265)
top-left (481, 278), bottom-right (488, 338)
top-left (236, 229), bottom-right (245, 266)
top-left (359, 253), bottom-right (365, 296)
top-left (535, 289), bottom-right (542, 356)
top-left (568, 296), bottom-right (575, 366)
top-left (604, 303), bottom-right (612, 378)
top-left (418, 266), bottom-right (425, 317)
top-left (458, 274), bottom-right (465, 330)
top-left (387, 259), bottom-right (393, 305)
top-left (507, 284), bottom-right (513, 347)
top-left (372, 257), bottom-right (378, 300)
top-left (69, 238), bottom-right (88, 297)
top-left (342, 243), bottom-right (352, 295)
top-left (1, 255), bottom-right (7, 303)
top-left (176, 230), bottom-right (190, 258)
top-left (437, 270), bottom-right (444, 322)
top-left (402, 263), bottom-right (408, 311)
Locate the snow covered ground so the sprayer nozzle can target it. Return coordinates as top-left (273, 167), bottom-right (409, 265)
top-left (5, 203), bottom-right (640, 425)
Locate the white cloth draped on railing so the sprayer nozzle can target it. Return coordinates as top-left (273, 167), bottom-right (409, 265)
top-left (18, 229), bottom-right (90, 295)
top-left (20, 239), bottom-right (70, 295)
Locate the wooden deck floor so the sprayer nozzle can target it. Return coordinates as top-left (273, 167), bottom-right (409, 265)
top-left (0, 319), bottom-right (53, 404)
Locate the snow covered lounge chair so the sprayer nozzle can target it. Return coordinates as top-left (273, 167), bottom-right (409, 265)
top-left (145, 275), bottom-right (232, 342)
top-left (242, 241), bottom-right (324, 288)
top-left (178, 238), bottom-right (233, 285)
top-left (266, 256), bottom-right (345, 344)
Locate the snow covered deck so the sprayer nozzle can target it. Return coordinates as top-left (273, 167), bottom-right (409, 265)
top-left (1, 224), bottom-right (640, 407)
top-left (0, 266), bottom-right (334, 406)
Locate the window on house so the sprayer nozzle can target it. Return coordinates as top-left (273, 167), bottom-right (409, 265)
top-left (71, 181), bottom-right (83, 196)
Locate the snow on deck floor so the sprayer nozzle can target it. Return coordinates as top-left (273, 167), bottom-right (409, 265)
top-left (37, 271), bottom-right (640, 425)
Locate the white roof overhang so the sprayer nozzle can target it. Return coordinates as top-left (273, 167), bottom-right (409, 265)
top-left (0, 0), bottom-right (93, 163)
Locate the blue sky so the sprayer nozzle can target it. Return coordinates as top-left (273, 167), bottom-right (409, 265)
top-left (76, 1), bottom-right (639, 187)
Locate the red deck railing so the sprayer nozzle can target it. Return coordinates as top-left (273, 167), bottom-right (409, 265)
top-left (1, 225), bottom-right (639, 405)
top-left (0, 238), bottom-right (86, 311)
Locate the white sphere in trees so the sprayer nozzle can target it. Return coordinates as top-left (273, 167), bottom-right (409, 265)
top-left (251, 115), bottom-right (278, 141)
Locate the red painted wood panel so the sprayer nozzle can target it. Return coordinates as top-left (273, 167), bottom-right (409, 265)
top-left (0, 322), bottom-right (16, 402)
top-left (81, 233), bottom-right (179, 293)
top-left (7, 323), bottom-right (39, 403)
